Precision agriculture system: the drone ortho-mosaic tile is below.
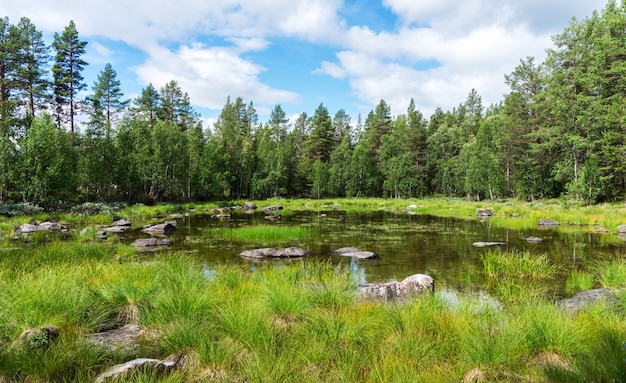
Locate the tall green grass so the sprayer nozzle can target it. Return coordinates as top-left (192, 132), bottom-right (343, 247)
top-left (203, 224), bottom-right (313, 243)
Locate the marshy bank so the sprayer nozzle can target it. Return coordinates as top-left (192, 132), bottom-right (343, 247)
top-left (1, 198), bottom-right (626, 381)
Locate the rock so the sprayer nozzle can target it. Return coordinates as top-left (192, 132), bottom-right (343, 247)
top-left (243, 202), bottom-right (257, 210)
top-left (264, 215), bottom-right (281, 221)
top-left (96, 231), bottom-right (108, 240)
top-left (538, 219), bottom-right (559, 227)
top-left (358, 274), bottom-right (434, 301)
top-left (526, 236), bottom-right (543, 243)
top-left (617, 224), bottom-right (626, 234)
top-left (131, 238), bottom-right (171, 248)
top-left (141, 221), bottom-right (177, 236)
top-left (15, 221), bottom-right (68, 235)
top-left (463, 368), bottom-right (486, 383)
top-left (472, 242), bottom-right (506, 248)
top-left (239, 247), bottom-right (308, 259)
top-left (86, 325), bottom-right (144, 353)
top-left (476, 209), bottom-right (492, 217)
top-left (211, 214), bottom-right (231, 219)
top-left (102, 225), bottom-right (130, 233)
top-left (404, 204), bottom-right (417, 212)
top-left (169, 213), bottom-right (184, 219)
top-left (335, 247), bottom-right (377, 259)
top-left (556, 288), bottom-right (619, 314)
top-left (111, 219), bottom-right (132, 227)
top-left (14, 325), bottom-right (60, 349)
top-left (261, 205), bottom-right (283, 212)
top-left (95, 358), bottom-right (177, 383)
top-left (593, 225), bottom-right (610, 234)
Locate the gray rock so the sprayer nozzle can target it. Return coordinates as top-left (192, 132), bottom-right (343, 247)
top-left (239, 247), bottom-right (308, 259)
top-left (95, 358), bottom-right (176, 383)
top-left (169, 213), bottom-right (184, 219)
top-left (556, 288), bottom-right (619, 314)
top-left (211, 214), bottom-right (231, 219)
top-left (261, 205), bottom-right (284, 212)
top-left (476, 209), bottom-right (492, 217)
top-left (86, 325), bottom-right (144, 353)
top-left (141, 221), bottom-right (177, 235)
top-left (335, 247), bottom-right (377, 259)
top-left (264, 215), bottom-right (281, 221)
top-left (404, 204), bottom-right (417, 213)
top-left (617, 224), bottom-right (626, 234)
top-left (15, 221), bottom-right (67, 235)
top-left (102, 225), bottom-right (130, 233)
top-left (131, 238), bottom-right (171, 248)
top-left (243, 202), bottom-right (257, 210)
top-left (96, 231), bottom-right (108, 240)
top-left (111, 219), bottom-right (132, 227)
top-left (358, 274), bottom-right (434, 301)
top-left (526, 236), bottom-right (544, 243)
top-left (472, 242), bottom-right (506, 247)
top-left (538, 219), bottom-right (559, 227)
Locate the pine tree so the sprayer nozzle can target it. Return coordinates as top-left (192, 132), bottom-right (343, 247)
top-left (14, 17), bottom-right (49, 119)
top-left (88, 63), bottom-right (127, 128)
top-left (51, 20), bottom-right (87, 133)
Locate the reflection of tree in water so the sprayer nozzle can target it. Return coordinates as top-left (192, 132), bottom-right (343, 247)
top-left (349, 257), bottom-right (367, 286)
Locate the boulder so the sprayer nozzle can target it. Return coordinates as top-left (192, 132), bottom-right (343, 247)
top-left (262, 205), bottom-right (284, 212)
top-left (404, 204), bottom-right (417, 213)
top-left (14, 325), bottom-right (60, 349)
top-left (358, 274), bottom-right (434, 301)
top-left (243, 202), bottom-right (257, 210)
top-left (102, 225), bottom-right (130, 233)
top-left (141, 221), bottom-right (177, 235)
top-left (96, 231), bottom-right (108, 240)
top-left (15, 221), bottom-right (68, 235)
top-left (86, 324), bottom-right (144, 353)
top-left (476, 209), bottom-right (492, 217)
top-left (95, 358), bottom-right (177, 383)
top-left (556, 288), bottom-right (619, 314)
top-left (264, 215), bottom-right (281, 221)
top-left (169, 213), bottom-right (184, 219)
top-left (538, 219), bottom-right (559, 227)
top-left (617, 224), bottom-right (626, 234)
top-left (111, 219), bottom-right (132, 227)
top-left (131, 238), bottom-right (171, 248)
top-left (335, 247), bottom-right (377, 260)
top-left (526, 236), bottom-right (544, 243)
top-left (472, 242), bottom-right (506, 248)
top-left (239, 247), bottom-right (308, 259)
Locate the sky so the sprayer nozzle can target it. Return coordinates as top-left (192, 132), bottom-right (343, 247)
top-left (1, 0), bottom-right (608, 129)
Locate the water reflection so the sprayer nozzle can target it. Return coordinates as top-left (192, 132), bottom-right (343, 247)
top-left (130, 210), bottom-right (625, 290)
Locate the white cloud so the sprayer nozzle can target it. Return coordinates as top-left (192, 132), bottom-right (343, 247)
top-left (134, 43), bottom-right (300, 111)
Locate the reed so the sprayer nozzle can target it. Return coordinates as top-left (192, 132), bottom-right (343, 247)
top-left (482, 249), bottom-right (558, 280)
top-left (203, 224), bottom-right (313, 243)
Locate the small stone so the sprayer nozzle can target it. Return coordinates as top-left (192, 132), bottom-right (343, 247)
top-left (472, 242), bottom-right (506, 247)
top-left (526, 236), bottom-right (543, 243)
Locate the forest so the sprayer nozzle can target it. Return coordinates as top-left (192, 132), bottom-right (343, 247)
top-left (1, 1), bottom-right (626, 206)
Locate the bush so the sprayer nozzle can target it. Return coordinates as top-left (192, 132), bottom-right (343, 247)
top-left (0, 202), bottom-right (44, 217)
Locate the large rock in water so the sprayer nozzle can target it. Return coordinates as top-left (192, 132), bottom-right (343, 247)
top-left (15, 221), bottom-right (68, 235)
top-left (335, 247), bottom-right (377, 259)
top-left (131, 238), bottom-right (171, 249)
top-left (239, 247), bottom-right (307, 259)
top-left (556, 288), bottom-right (619, 314)
top-left (141, 221), bottom-right (177, 235)
top-left (358, 274), bottom-right (434, 301)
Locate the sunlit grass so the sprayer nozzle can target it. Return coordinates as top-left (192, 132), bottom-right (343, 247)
top-left (202, 224), bottom-right (313, 243)
top-left (482, 249), bottom-right (558, 280)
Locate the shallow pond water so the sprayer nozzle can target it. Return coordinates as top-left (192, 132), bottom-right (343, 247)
top-left (127, 210), bottom-right (626, 294)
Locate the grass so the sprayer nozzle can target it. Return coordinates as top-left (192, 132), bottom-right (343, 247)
top-left (0, 240), bottom-right (625, 382)
top-left (202, 224), bottom-right (314, 244)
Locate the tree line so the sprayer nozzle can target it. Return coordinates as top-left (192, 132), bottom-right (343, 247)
top-left (1, 1), bottom-right (626, 205)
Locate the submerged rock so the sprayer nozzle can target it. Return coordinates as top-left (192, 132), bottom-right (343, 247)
top-left (556, 288), bottom-right (619, 314)
top-left (335, 247), bottom-right (377, 259)
top-left (239, 247), bottom-right (307, 259)
top-left (526, 236), bottom-right (544, 243)
top-left (472, 242), bottom-right (506, 248)
top-left (141, 221), bottom-right (177, 236)
top-left (538, 219), bottom-right (559, 227)
top-left (358, 274), bottom-right (434, 301)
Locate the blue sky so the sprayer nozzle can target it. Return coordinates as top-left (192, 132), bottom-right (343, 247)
top-left (1, 0), bottom-right (607, 129)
